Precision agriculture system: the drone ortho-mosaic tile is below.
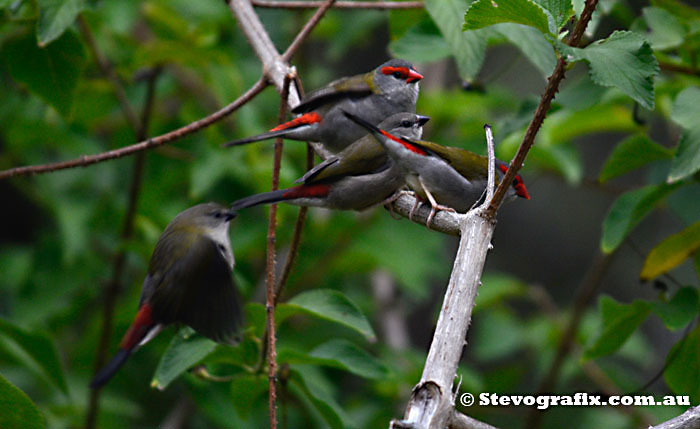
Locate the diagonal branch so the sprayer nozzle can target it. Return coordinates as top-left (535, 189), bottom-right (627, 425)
top-left (0, 78), bottom-right (268, 180)
top-left (282, 0), bottom-right (337, 62)
top-left (485, 0), bottom-right (600, 218)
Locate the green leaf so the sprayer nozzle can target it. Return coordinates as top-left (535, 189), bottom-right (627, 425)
top-left (668, 127), bottom-right (700, 183)
top-left (279, 339), bottom-right (388, 380)
top-left (1, 30), bottom-right (86, 114)
top-left (533, 0), bottom-right (575, 31)
top-left (229, 374), bottom-right (267, 419)
top-left (389, 17), bottom-right (452, 63)
top-left (0, 373), bottom-right (44, 429)
top-left (557, 31), bottom-right (659, 109)
top-left (651, 0), bottom-right (700, 21)
top-left (289, 368), bottom-right (346, 429)
top-left (151, 327), bottom-right (218, 390)
top-left (36, 0), bottom-right (87, 46)
top-left (493, 23), bottom-right (557, 77)
top-left (464, 0), bottom-right (553, 35)
top-left (309, 339), bottom-right (388, 379)
top-left (641, 221), bottom-right (700, 280)
top-left (475, 272), bottom-right (528, 311)
top-left (583, 296), bottom-right (650, 360)
top-left (278, 289), bottom-right (375, 341)
top-left (671, 86), bottom-right (700, 130)
top-left (599, 134), bottom-right (673, 183)
top-left (601, 183), bottom-right (681, 253)
top-left (426, 0), bottom-right (487, 81)
top-left (665, 324), bottom-right (700, 401)
top-left (641, 7), bottom-right (686, 51)
top-left (0, 318), bottom-right (68, 396)
top-left (650, 287), bottom-right (699, 331)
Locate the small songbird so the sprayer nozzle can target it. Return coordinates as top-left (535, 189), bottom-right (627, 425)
top-left (231, 113), bottom-right (430, 212)
top-left (222, 59), bottom-right (423, 154)
top-left (344, 112), bottom-right (530, 226)
top-left (90, 203), bottom-right (243, 388)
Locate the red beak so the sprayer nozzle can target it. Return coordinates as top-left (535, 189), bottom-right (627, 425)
top-left (515, 182), bottom-right (530, 200)
top-left (406, 69), bottom-right (423, 84)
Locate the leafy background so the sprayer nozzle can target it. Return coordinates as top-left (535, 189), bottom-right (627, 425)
top-left (1, 0), bottom-right (699, 428)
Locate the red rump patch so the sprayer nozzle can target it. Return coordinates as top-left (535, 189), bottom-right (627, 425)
top-left (270, 112), bottom-right (322, 132)
top-left (380, 130), bottom-right (428, 156)
top-left (381, 66), bottom-right (423, 83)
top-left (497, 163), bottom-right (530, 200)
top-left (120, 303), bottom-right (154, 351)
top-left (282, 184), bottom-right (331, 199)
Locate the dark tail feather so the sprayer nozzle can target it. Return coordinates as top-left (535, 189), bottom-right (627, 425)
top-left (343, 111), bottom-right (381, 133)
top-left (231, 189), bottom-right (290, 210)
top-left (221, 129), bottom-right (291, 147)
top-left (90, 349), bottom-right (132, 389)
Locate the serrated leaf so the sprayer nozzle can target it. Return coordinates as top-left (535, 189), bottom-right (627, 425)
top-left (464, 0), bottom-right (553, 35)
top-left (641, 221), bottom-right (700, 280)
top-left (671, 86), bottom-right (700, 130)
top-left (668, 127), bottom-right (700, 183)
top-left (0, 318), bottom-right (68, 396)
top-left (583, 296), bottom-right (650, 360)
top-left (36, 0), bottom-right (87, 46)
top-left (0, 373), bottom-right (44, 429)
top-left (650, 287), bottom-right (699, 331)
top-left (278, 289), bottom-right (375, 341)
top-left (309, 339), bottom-right (388, 379)
top-left (493, 23), bottom-right (557, 77)
top-left (289, 368), bottom-right (345, 429)
top-left (151, 327), bottom-right (217, 390)
top-left (389, 17), bottom-right (451, 63)
top-left (664, 324), bottom-right (700, 400)
top-left (533, 0), bottom-right (575, 30)
top-left (642, 6), bottom-right (686, 51)
top-left (229, 374), bottom-right (267, 419)
top-left (426, 0), bottom-right (487, 81)
top-left (557, 31), bottom-right (659, 109)
top-left (1, 30), bottom-right (86, 114)
top-left (599, 134), bottom-right (673, 183)
top-left (601, 183), bottom-right (682, 253)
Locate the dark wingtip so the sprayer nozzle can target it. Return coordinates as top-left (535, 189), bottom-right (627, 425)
top-left (90, 349), bottom-right (132, 389)
top-left (343, 110), bottom-right (379, 133)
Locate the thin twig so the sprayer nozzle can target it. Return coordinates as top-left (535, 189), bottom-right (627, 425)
top-left (275, 146), bottom-right (313, 303)
top-left (84, 64), bottom-right (161, 429)
top-left (77, 15), bottom-right (141, 132)
top-left (482, 124), bottom-right (495, 207)
top-left (252, 0), bottom-right (423, 9)
top-left (282, 0), bottom-right (337, 62)
top-left (485, 0), bottom-right (600, 218)
top-left (659, 60), bottom-right (700, 77)
top-left (0, 78), bottom-right (268, 180)
top-left (265, 73), bottom-right (293, 429)
top-left (649, 405), bottom-right (700, 429)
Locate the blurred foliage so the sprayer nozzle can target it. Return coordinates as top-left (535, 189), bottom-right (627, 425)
top-left (1, 0), bottom-right (699, 428)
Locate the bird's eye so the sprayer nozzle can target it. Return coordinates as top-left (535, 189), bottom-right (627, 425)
top-left (401, 120), bottom-right (412, 127)
top-left (393, 71), bottom-right (403, 79)
top-left (212, 211), bottom-right (222, 218)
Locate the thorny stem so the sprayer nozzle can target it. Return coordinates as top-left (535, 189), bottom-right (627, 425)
top-left (485, 0), bottom-right (600, 218)
top-left (265, 73), bottom-right (293, 429)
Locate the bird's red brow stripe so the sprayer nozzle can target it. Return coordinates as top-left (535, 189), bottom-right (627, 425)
top-left (120, 303), bottom-right (153, 350)
top-left (282, 184), bottom-right (331, 199)
top-left (270, 112), bottom-right (322, 132)
top-left (498, 164), bottom-right (508, 174)
top-left (380, 130), bottom-right (427, 155)
top-left (381, 66), bottom-right (409, 78)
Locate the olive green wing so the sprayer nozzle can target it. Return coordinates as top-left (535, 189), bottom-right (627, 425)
top-left (148, 232), bottom-right (243, 344)
top-left (409, 139), bottom-right (488, 180)
top-left (298, 134), bottom-right (387, 184)
top-left (291, 72), bottom-right (375, 114)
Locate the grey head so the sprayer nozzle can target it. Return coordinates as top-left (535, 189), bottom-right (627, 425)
top-left (378, 112), bottom-right (430, 140)
top-left (373, 59), bottom-right (423, 103)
